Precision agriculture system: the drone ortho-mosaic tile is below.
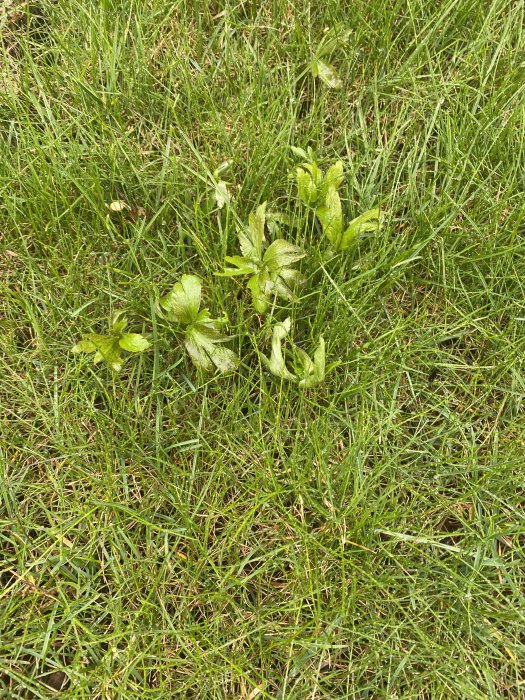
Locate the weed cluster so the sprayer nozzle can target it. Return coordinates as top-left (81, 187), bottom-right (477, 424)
top-left (73, 154), bottom-right (382, 387)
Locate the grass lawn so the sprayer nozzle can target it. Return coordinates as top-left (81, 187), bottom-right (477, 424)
top-left (2, 0), bottom-right (525, 697)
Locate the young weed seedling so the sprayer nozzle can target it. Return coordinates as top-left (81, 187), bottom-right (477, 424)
top-left (261, 317), bottom-right (333, 388)
top-left (219, 202), bottom-right (306, 313)
top-left (159, 274), bottom-right (239, 373)
top-left (72, 311), bottom-right (150, 371)
top-left (292, 149), bottom-right (383, 251)
top-left (308, 27), bottom-right (351, 89)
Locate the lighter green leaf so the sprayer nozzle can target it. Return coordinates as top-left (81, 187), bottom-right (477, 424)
top-left (220, 256), bottom-right (258, 276)
top-left (72, 338), bottom-right (98, 354)
top-left (111, 312), bottom-right (128, 335)
top-left (313, 336), bottom-right (326, 377)
top-left (209, 345), bottom-right (239, 373)
top-left (296, 167), bottom-right (318, 206)
top-left (262, 317), bottom-right (296, 382)
top-left (160, 274), bottom-right (202, 324)
top-left (319, 161), bottom-right (344, 201)
top-left (214, 160), bottom-right (231, 177)
top-left (316, 186), bottom-right (343, 248)
top-left (291, 146), bottom-right (308, 159)
top-left (272, 268), bottom-right (305, 301)
top-left (184, 333), bottom-right (212, 371)
top-left (295, 346), bottom-right (314, 376)
top-left (118, 333), bottom-right (150, 352)
top-left (315, 60), bottom-right (342, 89)
top-left (214, 180), bottom-right (230, 209)
top-left (92, 337), bottom-right (123, 371)
top-left (247, 273), bottom-right (270, 314)
top-left (192, 310), bottom-right (225, 339)
top-left (340, 207), bottom-right (382, 250)
top-left (241, 202), bottom-right (266, 261)
top-left (184, 319), bottom-right (238, 374)
top-left (108, 200), bottom-right (128, 212)
top-left (298, 337), bottom-right (326, 388)
top-left (263, 239), bottom-right (305, 271)
top-left (302, 162), bottom-right (323, 186)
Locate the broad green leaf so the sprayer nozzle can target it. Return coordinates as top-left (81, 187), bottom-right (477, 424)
top-left (241, 202), bottom-right (266, 261)
top-left (263, 239), bottom-right (305, 271)
top-left (316, 186), bottom-right (343, 248)
top-left (214, 160), bottom-right (231, 176)
top-left (247, 273), bottom-right (270, 314)
top-left (92, 337), bottom-right (123, 371)
top-left (272, 267), bottom-right (305, 301)
top-left (340, 207), bottom-right (382, 249)
top-left (266, 210), bottom-right (298, 233)
top-left (315, 60), bottom-right (342, 89)
top-left (208, 345), bottom-right (239, 373)
top-left (291, 146), bottom-right (308, 159)
top-left (160, 274), bottom-right (202, 324)
top-left (295, 346), bottom-right (314, 376)
top-left (296, 167), bottom-right (318, 206)
top-left (313, 336), bottom-right (325, 377)
top-left (108, 200), bottom-right (128, 212)
top-left (118, 333), bottom-right (150, 352)
top-left (319, 161), bottom-right (344, 201)
top-left (184, 317), bottom-right (238, 373)
top-left (193, 310), bottom-right (226, 338)
top-left (72, 338), bottom-right (98, 354)
top-left (262, 318), bottom-right (296, 382)
top-left (184, 332), bottom-right (211, 371)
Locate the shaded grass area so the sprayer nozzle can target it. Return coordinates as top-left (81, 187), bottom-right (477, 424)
top-left (1, 0), bottom-right (525, 697)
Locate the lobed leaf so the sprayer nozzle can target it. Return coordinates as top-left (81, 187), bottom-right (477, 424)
top-left (263, 239), bottom-right (305, 271)
top-left (160, 274), bottom-right (202, 324)
top-left (219, 256), bottom-right (258, 276)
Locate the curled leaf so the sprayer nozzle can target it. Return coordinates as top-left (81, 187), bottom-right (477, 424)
top-left (220, 256), bottom-right (258, 276)
top-left (241, 202), bottom-right (266, 260)
top-left (220, 203), bottom-right (306, 313)
top-left (314, 60), bottom-right (342, 89)
top-left (184, 311), bottom-right (239, 373)
top-left (248, 272), bottom-right (270, 314)
top-left (340, 207), bottom-right (383, 249)
top-left (298, 337), bottom-right (326, 388)
top-left (261, 318), bottom-right (296, 382)
top-left (214, 180), bottom-right (230, 209)
top-left (319, 161), bottom-right (344, 201)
